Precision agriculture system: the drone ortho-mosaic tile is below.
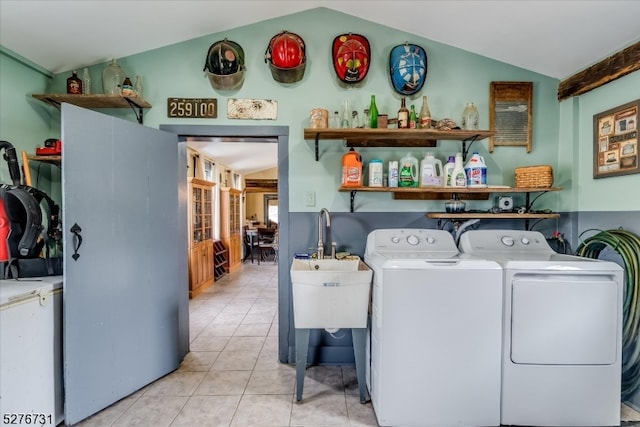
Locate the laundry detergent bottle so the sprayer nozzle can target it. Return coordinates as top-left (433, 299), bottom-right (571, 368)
top-left (443, 155), bottom-right (456, 187)
top-left (399, 152), bottom-right (419, 187)
top-left (465, 152), bottom-right (488, 187)
top-left (341, 148), bottom-right (363, 187)
top-left (420, 152), bottom-right (443, 187)
top-left (450, 152), bottom-right (467, 188)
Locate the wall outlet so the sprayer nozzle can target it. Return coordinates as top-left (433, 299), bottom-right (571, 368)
top-left (304, 191), bottom-right (316, 207)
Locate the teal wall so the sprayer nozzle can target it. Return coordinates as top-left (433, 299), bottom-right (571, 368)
top-left (0, 49), bottom-right (59, 196)
top-left (558, 70), bottom-right (640, 212)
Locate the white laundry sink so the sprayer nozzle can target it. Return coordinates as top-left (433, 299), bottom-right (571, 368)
top-left (290, 258), bottom-right (373, 329)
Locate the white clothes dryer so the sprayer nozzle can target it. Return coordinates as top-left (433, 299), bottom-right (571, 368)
top-left (459, 230), bottom-right (623, 427)
top-left (364, 229), bottom-right (503, 427)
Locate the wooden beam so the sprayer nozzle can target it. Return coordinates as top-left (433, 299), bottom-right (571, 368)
top-left (244, 179), bottom-right (277, 193)
top-left (558, 40), bottom-right (640, 101)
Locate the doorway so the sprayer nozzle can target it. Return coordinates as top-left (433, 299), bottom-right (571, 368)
top-left (159, 124), bottom-right (291, 364)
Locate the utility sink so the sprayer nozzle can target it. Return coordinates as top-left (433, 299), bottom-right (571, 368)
top-left (290, 258), bottom-right (373, 329)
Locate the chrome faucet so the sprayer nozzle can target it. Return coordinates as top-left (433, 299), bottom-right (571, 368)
top-left (317, 208), bottom-right (331, 259)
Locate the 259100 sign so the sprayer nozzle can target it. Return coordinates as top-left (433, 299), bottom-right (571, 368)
top-left (167, 98), bottom-right (217, 118)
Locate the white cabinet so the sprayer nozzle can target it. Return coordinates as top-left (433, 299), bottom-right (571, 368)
top-left (0, 277), bottom-right (63, 425)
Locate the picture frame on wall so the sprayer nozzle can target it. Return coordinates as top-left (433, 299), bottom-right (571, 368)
top-left (593, 99), bottom-right (639, 179)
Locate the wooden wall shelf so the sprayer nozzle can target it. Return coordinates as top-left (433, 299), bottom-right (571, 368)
top-left (427, 212), bottom-right (560, 220)
top-left (338, 185), bottom-right (562, 214)
top-left (33, 93), bottom-right (152, 124)
top-left (304, 128), bottom-right (495, 160)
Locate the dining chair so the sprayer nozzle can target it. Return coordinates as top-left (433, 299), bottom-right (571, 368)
top-left (257, 227), bottom-right (277, 264)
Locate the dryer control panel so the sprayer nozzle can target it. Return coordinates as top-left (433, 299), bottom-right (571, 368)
top-left (459, 230), bottom-right (554, 255)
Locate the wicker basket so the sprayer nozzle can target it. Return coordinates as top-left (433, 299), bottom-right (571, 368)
top-left (514, 165), bottom-right (553, 188)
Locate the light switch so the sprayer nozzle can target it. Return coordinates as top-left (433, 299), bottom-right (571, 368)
top-left (304, 191), bottom-right (315, 207)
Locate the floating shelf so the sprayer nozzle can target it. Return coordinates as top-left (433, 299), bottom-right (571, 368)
top-left (33, 93), bottom-right (152, 124)
top-left (304, 128), bottom-right (495, 160)
top-left (337, 186), bottom-right (562, 213)
top-left (427, 212), bottom-right (560, 220)
top-left (26, 154), bottom-right (61, 165)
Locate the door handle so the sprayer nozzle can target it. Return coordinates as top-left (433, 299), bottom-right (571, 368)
top-left (70, 222), bottom-right (83, 261)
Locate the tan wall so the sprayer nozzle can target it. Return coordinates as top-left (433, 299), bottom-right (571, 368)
top-left (244, 167), bottom-right (278, 225)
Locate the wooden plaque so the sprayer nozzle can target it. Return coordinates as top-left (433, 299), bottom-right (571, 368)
top-left (489, 82), bottom-right (533, 152)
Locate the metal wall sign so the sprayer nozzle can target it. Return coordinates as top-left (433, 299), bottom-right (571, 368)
top-left (167, 98), bottom-right (217, 118)
top-left (227, 98), bottom-right (277, 120)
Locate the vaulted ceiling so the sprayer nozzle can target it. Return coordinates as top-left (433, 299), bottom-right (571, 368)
top-left (2, 1), bottom-right (639, 79)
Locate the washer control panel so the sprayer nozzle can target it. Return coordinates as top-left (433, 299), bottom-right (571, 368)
top-left (366, 228), bottom-right (459, 253)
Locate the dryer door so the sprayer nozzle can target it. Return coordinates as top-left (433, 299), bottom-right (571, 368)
top-left (510, 274), bottom-right (619, 365)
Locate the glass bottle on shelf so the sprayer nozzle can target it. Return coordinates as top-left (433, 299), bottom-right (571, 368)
top-left (330, 111), bottom-right (340, 128)
top-left (121, 77), bottom-right (134, 96)
top-left (409, 105), bottom-right (417, 129)
top-left (462, 102), bottom-right (479, 130)
top-left (419, 95), bottom-right (431, 129)
top-left (102, 58), bottom-right (125, 95)
top-left (134, 76), bottom-right (143, 97)
top-left (397, 97), bottom-right (409, 129)
top-left (351, 110), bottom-right (360, 128)
top-left (81, 68), bottom-right (91, 94)
top-left (341, 99), bottom-right (351, 128)
top-left (363, 109), bottom-right (370, 129)
top-left (66, 71), bottom-right (82, 94)
top-left (369, 95), bottom-right (378, 129)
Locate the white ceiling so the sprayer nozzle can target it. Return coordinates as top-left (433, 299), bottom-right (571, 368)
top-left (2, 0), bottom-right (640, 174)
top-left (187, 137), bottom-right (278, 176)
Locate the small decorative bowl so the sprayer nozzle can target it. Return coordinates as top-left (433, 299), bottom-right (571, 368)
top-left (445, 200), bottom-right (466, 213)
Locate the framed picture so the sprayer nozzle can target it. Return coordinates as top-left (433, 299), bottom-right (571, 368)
top-left (593, 99), bottom-right (639, 179)
top-left (489, 82), bottom-right (533, 152)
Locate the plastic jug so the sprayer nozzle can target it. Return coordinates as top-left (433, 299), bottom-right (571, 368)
top-left (420, 152), bottom-right (443, 187)
top-left (368, 159), bottom-right (383, 187)
top-left (464, 152), bottom-right (488, 187)
top-left (341, 148), bottom-right (363, 187)
top-left (399, 153), bottom-right (419, 187)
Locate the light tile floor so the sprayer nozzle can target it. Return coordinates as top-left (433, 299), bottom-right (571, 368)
top-left (74, 261), bottom-right (640, 427)
top-left (76, 262), bottom-right (379, 427)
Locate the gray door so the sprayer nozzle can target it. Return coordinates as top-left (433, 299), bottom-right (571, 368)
top-left (61, 104), bottom-right (183, 424)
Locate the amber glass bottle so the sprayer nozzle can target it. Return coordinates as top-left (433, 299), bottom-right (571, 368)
top-left (397, 98), bottom-right (409, 129)
top-left (66, 71), bottom-right (83, 94)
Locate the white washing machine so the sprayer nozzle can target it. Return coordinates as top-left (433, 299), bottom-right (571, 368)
top-left (364, 228), bottom-right (503, 427)
top-left (459, 230), bottom-right (623, 427)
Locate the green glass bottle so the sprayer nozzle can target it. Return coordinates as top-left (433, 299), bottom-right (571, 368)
top-left (369, 95), bottom-right (378, 129)
top-left (409, 105), bottom-right (417, 129)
